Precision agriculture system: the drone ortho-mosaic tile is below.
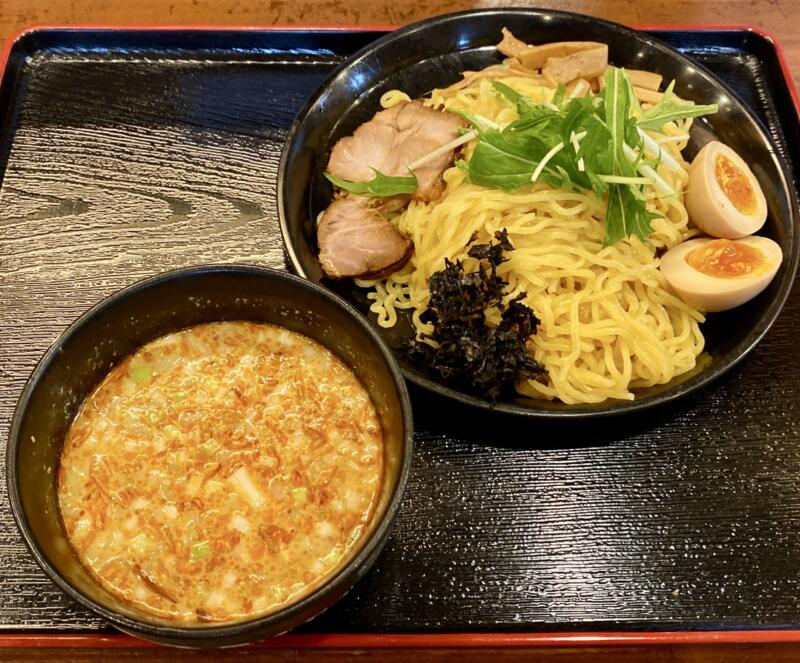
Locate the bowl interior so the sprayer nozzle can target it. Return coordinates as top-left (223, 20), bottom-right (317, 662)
top-left (279, 8), bottom-right (798, 417)
top-left (8, 266), bottom-right (411, 646)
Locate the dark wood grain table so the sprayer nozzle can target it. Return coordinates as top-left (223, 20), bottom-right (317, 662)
top-left (1, 1), bottom-right (799, 661)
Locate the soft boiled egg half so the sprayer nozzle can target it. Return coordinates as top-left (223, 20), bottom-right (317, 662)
top-left (660, 236), bottom-right (782, 312)
top-left (686, 141), bottom-right (768, 238)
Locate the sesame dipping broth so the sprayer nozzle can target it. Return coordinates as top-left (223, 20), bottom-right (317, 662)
top-left (57, 321), bottom-right (384, 624)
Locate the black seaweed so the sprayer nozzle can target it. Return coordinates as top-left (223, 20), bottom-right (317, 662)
top-left (408, 229), bottom-right (544, 402)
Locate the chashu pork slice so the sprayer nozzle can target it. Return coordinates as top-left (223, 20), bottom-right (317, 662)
top-left (327, 101), bottom-right (467, 202)
top-left (318, 197), bottom-right (413, 279)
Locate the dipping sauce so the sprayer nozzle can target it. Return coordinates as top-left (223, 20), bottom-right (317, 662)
top-left (57, 321), bottom-right (384, 623)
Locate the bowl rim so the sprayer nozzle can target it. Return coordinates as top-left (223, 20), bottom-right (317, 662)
top-left (277, 6), bottom-right (800, 419)
top-left (6, 263), bottom-right (414, 642)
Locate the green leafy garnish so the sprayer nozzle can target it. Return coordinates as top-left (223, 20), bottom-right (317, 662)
top-left (464, 87), bottom-right (606, 196)
top-left (467, 85), bottom-right (601, 195)
top-left (604, 182), bottom-right (660, 247)
top-left (191, 541), bottom-right (210, 560)
top-left (637, 81), bottom-right (718, 132)
top-left (291, 487), bottom-right (308, 503)
top-left (459, 67), bottom-right (718, 246)
top-left (463, 129), bottom-right (545, 191)
top-left (324, 169), bottom-right (417, 197)
top-left (493, 82), bottom-right (552, 122)
top-left (604, 68), bottom-right (636, 178)
top-left (551, 83), bottom-right (567, 108)
top-left (130, 365), bottom-right (152, 383)
top-left (600, 67), bottom-right (660, 246)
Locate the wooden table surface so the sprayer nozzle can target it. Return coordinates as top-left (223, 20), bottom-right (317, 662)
top-left (1, 1), bottom-right (799, 662)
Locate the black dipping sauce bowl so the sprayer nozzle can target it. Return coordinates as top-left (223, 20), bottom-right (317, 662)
top-left (6, 265), bottom-right (413, 648)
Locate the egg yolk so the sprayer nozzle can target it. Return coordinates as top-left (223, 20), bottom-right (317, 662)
top-left (715, 155), bottom-right (757, 215)
top-left (686, 239), bottom-right (768, 278)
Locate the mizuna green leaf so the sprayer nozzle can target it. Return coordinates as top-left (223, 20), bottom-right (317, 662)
top-left (602, 67), bottom-right (638, 180)
top-left (464, 132), bottom-right (541, 191)
top-left (458, 68), bottom-right (715, 245)
top-left (603, 183), bottom-right (660, 247)
top-left (597, 68), bottom-right (659, 244)
top-left (324, 169), bottom-right (418, 197)
top-left (636, 80), bottom-right (719, 132)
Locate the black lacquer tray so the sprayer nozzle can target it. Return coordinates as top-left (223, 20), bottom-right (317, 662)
top-left (0, 24), bottom-right (799, 647)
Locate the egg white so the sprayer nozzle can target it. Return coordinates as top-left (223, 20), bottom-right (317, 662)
top-left (686, 141), bottom-right (768, 239)
top-left (660, 236), bottom-right (782, 312)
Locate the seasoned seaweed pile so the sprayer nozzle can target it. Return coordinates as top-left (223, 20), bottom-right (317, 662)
top-left (409, 229), bottom-right (544, 402)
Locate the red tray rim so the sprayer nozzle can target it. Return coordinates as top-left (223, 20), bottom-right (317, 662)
top-left (6, 630), bottom-right (800, 649)
top-left (0, 21), bottom-right (799, 650)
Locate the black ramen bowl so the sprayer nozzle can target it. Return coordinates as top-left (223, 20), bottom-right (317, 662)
top-left (278, 8), bottom-right (799, 418)
top-left (6, 265), bottom-right (413, 647)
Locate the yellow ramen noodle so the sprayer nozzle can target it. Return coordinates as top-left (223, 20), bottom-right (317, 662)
top-left (58, 321), bottom-right (384, 623)
top-left (359, 75), bottom-right (705, 404)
